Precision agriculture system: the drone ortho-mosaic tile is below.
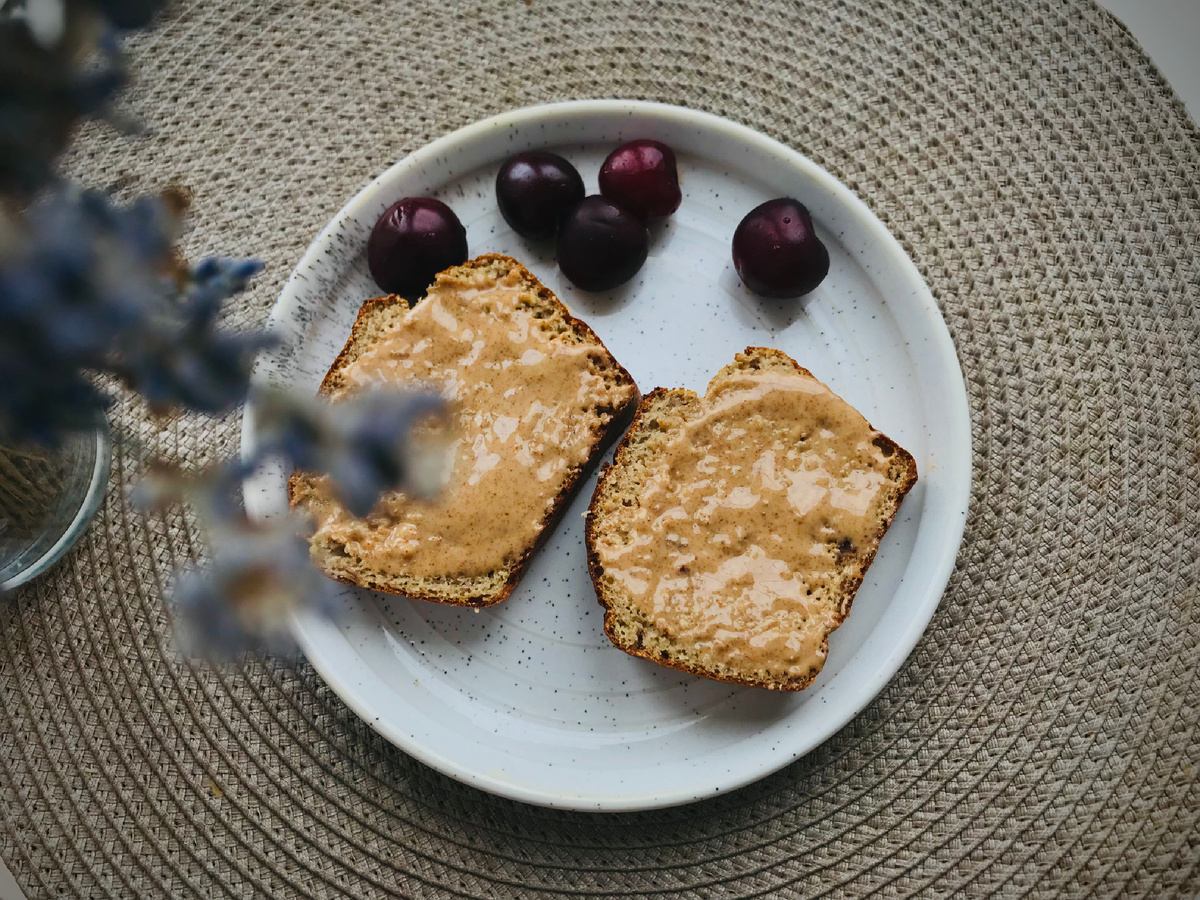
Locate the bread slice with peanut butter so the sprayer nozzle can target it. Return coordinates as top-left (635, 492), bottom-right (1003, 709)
top-left (289, 254), bottom-right (639, 607)
top-left (585, 347), bottom-right (917, 690)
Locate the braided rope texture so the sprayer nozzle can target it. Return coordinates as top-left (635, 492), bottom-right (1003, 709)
top-left (2, 0), bottom-right (1198, 896)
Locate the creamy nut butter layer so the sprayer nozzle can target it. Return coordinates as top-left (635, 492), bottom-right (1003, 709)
top-left (292, 255), bottom-right (638, 607)
top-left (586, 348), bottom-right (917, 690)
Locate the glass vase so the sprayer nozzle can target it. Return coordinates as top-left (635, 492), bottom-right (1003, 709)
top-left (0, 422), bottom-right (111, 591)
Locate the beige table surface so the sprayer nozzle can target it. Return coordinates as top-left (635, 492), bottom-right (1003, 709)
top-left (1, 0), bottom-right (1197, 898)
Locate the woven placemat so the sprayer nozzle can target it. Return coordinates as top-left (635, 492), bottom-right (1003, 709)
top-left (3, 0), bottom-right (1198, 896)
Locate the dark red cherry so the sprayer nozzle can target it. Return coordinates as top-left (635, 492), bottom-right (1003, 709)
top-left (367, 197), bottom-right (467, 298)
top-left (732, 198), bottom-right (829, 299)
top-left (496, 151), bottom-right (585, 240)
top-left (556, 196), bottom-right (649, 292)
top-left (598, 139), bottom-right (682, 220)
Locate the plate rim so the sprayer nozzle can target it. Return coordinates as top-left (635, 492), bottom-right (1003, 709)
top-left (241, 98), bottom-right (972, 811)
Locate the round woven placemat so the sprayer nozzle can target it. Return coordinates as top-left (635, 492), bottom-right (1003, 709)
top-left (3, 0), bottom-right (1198, 897)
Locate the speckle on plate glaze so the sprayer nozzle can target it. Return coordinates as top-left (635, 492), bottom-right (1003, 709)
top-left (240, 100), bottom-right (971, 812)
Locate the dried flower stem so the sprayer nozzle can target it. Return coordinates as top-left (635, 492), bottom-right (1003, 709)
top-left (0, 442), bottom-right (63, 535)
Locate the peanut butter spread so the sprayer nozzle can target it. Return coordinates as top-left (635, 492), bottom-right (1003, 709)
top-left (594, 368), bottom-right (897, 680)
top-left (309, 267), bottom-right (634, 578)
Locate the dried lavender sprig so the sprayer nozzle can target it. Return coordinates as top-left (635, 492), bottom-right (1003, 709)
top-left (116, 256), bottom-right (273, 415)
top-left (0, 188), bottom-right (171, 443)
top-left (1, 0), bottom-right (170, 199)
top-left (0, 187), bottom-right (265, 445)
top-left (136, 462), bottom-right (333, 660)
top-left (170, 513), bottom-right (332, 661)
top-left (253, 387), bottom-right (451, 517)
top-left (136, 386), bottom-right (451, 659)
top-left (90, 0), bottom-right (166, 30)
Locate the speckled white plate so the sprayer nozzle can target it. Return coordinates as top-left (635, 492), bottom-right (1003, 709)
top-left (241, 100), bottom-right (971, 811)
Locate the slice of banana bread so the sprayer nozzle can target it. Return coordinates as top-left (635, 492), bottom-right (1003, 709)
top-left (290, 254), bottom-right (639, 607)
top-left (585, 347), bottom-right (917, 689)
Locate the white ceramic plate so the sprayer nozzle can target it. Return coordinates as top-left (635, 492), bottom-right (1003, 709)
top-left (241, 100), bottom-right (971, 811)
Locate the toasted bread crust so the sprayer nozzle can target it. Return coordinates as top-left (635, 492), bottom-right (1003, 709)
top-left (584, 347), bottom-right (918, 690)
top-left (316, 294), bottom-right (405, 397)
top-left (289, 254), bottom-right (640, 607)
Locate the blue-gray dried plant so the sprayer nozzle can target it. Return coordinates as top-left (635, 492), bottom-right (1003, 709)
top-left (137, 389), bottom-right (450, 659)
top-left (0, 187), bottom-right (270, 444)
top-left (0, 0), bottom-right (446, 658)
